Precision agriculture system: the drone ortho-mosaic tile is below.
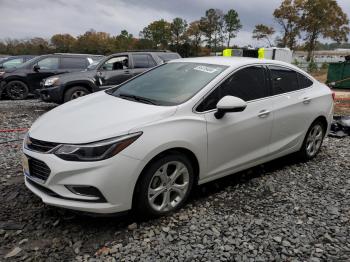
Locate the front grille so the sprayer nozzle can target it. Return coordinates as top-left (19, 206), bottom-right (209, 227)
top-left (27, 137), bottom-right (59, 153)
top-left (28, 157), bottom-right (51, 181)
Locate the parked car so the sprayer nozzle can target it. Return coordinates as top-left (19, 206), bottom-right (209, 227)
top-left (22, 57), bottom-right (333, 216)
top-left (0, 55), bottom-right (36, 71)
top-left (39, 51), bottom-right (181, 103)
top-left (0, 53), bottom-right (103, 100)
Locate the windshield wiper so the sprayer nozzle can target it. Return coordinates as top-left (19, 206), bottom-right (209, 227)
top-left (118, 93), bottom-right (157, 105)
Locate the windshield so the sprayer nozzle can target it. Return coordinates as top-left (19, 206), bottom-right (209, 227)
top-left (157, 53), bottom-right (181, 62)
top-left (109, 62), bottom-right (228, 106)
top-left (87, 60), bottom-right (100, 70)
top-left (16, 56), bottom-right (41, 69)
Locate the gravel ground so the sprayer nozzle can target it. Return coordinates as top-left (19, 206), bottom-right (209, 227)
top-left (0, 99), bottom-right (349, 262)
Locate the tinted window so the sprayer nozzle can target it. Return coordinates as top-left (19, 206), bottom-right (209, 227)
top-left (110, 63), bottom-right (227, 106)
top-left (61, 57), bottom-right (87, 69)
top-left (101, 56), bottom-right (128, 71)
top-left (270, 66), bottom-right (299, 95)
top-left (37, 57), bottom-right (59, 70)
top-left (297, 72), bottom-right (313, 88)
top-left (197, 66), bottom-right (267, 112)
top-left (133, 54), bottom-right (156, 68)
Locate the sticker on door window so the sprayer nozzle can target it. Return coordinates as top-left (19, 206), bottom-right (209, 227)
top-left (193, 65), bottom-right (219, 74)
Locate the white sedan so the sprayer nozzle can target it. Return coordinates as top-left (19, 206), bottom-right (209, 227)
top-left (22, 57), bottom-right (334, 216)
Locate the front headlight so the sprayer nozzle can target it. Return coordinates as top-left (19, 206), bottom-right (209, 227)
top-left (44, 77), bottom-right (60, 87)
top-left (54, 132), bottom-right (142, 161)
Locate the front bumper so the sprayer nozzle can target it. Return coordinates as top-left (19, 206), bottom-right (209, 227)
top-left (39, 85), bottom-right (64, 103)
top-left (23, 147), bottom-right (145, 214)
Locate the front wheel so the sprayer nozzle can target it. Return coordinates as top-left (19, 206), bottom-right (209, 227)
top-left (134, 153), bottom-right (194, 217)
top-left (6, 80), bottom-right (29, 100)
top-left (298, 120), bottom-right (326, 161)
top-left (64, 86), bottom-right (90, 103)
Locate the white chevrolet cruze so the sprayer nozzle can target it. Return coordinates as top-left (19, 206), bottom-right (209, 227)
top-left (23, 57), bottom-right (333, 216)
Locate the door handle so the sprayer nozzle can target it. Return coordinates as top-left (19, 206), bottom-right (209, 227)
top-left (124, 70), bottom-right (131, 74)
top-left (303, 97), bottom-right (311, 104)
top-left (258, 110), bottom-right (270, 118)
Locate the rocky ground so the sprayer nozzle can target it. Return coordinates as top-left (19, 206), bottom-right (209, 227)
top-left (0, 99), bottom-right (349, 262)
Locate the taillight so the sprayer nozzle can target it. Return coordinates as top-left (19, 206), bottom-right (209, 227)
top-left (332, 92), bottom-right (335, 101)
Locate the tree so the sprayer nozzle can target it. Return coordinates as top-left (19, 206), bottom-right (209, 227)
top-left (114, 30), bottom-right (133, 51)
top-left (273, 0), bottom-right (303, 50)
top-left (140, 19), bottom-right (171, 49)
top-left (252, 24), bottom-right (275, 46)
top-left (170, 18), bottom-right (188, 51)
top-left (186, 21), bottom-right (202, 56)
top-left (224, 9), bottom-right (242, 48)
top-left (300, 0), bottom-right (350, 61)
top-left (199, 9), bottom-right (221, 49)
top-left (74, 29), bottom-right (114, 54)
top-left (51, 34), bottom-right (76, 52)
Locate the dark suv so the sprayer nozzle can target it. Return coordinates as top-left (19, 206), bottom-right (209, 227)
top-left (39, 51), bottom-right (181, 103)
top-left (0, 53), bottom-right (103, 100)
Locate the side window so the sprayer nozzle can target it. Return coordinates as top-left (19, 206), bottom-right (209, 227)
top-left (132, 54), bottom-right (156, 68)
top-left (61, 57), bottom-right (87, 69)
top-left (197, 66), bottom-right (268, 112)
top-left (269, 66), bottom-right (299, 95)
top-left (37, 57), bottom-right (59, 70)
top-left (297, 72), bottom-right (313, 89)
top-left (101, 56), bottom-right (129, 71)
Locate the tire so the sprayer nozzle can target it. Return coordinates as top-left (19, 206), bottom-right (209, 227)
top-left (63, 86), bottom-right (90, 103)
top-left (298, 120), bottom-right (326, 161)
top-left (134, 153), bottom-right (194, 217)
top-left (6, 80), bottom-right (29, 100)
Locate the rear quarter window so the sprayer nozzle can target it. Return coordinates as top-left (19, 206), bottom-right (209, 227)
top-left (297, 73), bottom-right (313, 88)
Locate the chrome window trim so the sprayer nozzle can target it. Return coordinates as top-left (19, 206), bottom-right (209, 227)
top-left (193, 63), bottom-right (314, 114)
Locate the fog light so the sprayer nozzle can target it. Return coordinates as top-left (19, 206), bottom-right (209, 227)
top-left (65, 185), bottom-right (106, 202)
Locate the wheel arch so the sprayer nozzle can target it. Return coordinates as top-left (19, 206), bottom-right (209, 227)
top-left (63, 81), bottom-right (95, 94)
top-left (131, 146), bottom-right (200, 209)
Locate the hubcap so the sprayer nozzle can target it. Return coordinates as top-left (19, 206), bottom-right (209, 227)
top-left (148, 161), bottom-right (190, 212)
top-left (71, 90), bottom-right (87, 100)
top-left (306, 124), bottom-right (323, 157)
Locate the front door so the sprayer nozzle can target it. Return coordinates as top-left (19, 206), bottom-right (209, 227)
top-left (197, 65), bottom-right (273, 180)
top-left (96, 55), bottom-right (132, 89)
top-left (27, 57), bottom-right (60, 90)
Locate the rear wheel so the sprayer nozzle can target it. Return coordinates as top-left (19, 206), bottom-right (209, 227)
top-left (6, 80), bottom-right (29, 100)
top-left (298, 120), bottom-right (326, 161)
top-left (64, 86), bottom-right (90, 102)
top-left (134, 153), bottom-right (194, 217)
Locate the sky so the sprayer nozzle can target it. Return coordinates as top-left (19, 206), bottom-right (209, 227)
top-left (0, 0), bottom-right (349, 46)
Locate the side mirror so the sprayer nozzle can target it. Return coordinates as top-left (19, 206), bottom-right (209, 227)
top-left (33, 65), bottom-right (40, 72)
top-left (214, 96), bottom-right (247, 119)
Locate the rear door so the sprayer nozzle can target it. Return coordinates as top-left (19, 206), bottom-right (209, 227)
top-left (267, 65), bottom-right (314, 154)
top-left (60, 57), bottom-right (88, 73)
top-left (131, 53), bottom-right (157, 76)
top-left (198, 65), bottom-right (273, 180)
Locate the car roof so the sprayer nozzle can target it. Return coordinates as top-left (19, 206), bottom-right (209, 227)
top-left (169, 56), bottom-right (295, 68)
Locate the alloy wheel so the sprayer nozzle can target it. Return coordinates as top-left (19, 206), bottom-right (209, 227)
top-left (71, 90), bottom-right (87, 100)
top-left (306, 124), bottom-right (324, 157)
top-left (147, 161), bottom-right (190, 212)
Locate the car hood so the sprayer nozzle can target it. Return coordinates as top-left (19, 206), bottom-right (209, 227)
top-left (55, 70), bottom-right (95, 81)
top-left (29, 91), bottom-right (177, 144)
